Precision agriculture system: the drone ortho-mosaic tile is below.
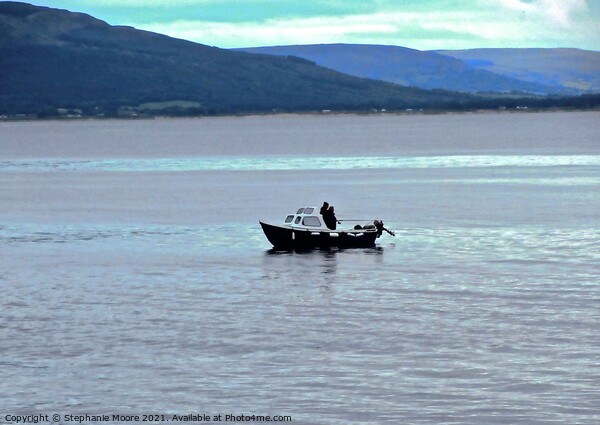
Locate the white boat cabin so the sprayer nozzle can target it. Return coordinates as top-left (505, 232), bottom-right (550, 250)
top-left (283, 206), bottom-right (329, 230)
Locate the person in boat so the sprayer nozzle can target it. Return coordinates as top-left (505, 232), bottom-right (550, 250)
top-left (319, 201), bottom-right (329, 216)
top-left (323, 205), bottom-right (338, 230)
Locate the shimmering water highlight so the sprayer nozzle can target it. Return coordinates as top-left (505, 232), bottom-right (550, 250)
top-left (1, 154), bottom-right (599, 172)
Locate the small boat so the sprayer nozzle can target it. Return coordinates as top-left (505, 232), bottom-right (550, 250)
top-left (260, 206), bottom-right (394, 250)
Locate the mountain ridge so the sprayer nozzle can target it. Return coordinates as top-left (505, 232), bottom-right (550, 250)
top-left (239, 44), bottom-right (600, 95)
top-left (435, 48), bottom-right (600, 93)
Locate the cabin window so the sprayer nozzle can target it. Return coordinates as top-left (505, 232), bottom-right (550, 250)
top-left (295, 216), bottom-right (302, 224)
top-left (302, 216), bottom-right (321, 227)
top-left (296, 208), bottom-right (305, 214)
top-left (304, 207), bottom-right (315, 214)
top-left (285, 215), bottom-right (294, 223)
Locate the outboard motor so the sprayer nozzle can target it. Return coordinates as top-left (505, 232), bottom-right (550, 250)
top-left (374, 220), bottom-right (395, 237)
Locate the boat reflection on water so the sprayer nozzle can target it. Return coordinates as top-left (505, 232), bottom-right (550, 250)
top-left (261, 244), bottom-right (385, 283)
top-left (265, 246), bottom-right (385, 255)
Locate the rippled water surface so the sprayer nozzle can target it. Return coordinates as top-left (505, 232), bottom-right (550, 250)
top-left (1, 112), bottom-right (599, 424)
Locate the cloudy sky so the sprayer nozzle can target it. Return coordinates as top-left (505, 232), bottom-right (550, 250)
top-left (28, 0), bottom-right (600, 50)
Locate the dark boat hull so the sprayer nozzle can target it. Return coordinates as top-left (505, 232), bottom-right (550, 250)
top-left (260, 221), bottom-right (378, 250)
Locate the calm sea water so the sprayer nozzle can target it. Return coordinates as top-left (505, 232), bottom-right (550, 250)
top-left (1, 112), bottom-right (599, 424)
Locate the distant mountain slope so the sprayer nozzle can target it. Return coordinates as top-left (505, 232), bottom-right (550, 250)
top-left (436, 48), bottom-right (600, 93)
top-left (0, 2), bottom-right (473, 116)
top-left (238, 44), bottom-right (564, 94)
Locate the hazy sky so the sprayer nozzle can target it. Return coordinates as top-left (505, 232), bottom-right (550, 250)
top-left (27, 0), bottom-right (600, 50)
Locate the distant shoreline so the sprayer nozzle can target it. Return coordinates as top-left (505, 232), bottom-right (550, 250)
top-left (2, 106), bottom-right (599, 123)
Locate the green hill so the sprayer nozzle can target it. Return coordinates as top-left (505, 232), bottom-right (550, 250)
top-left (0, 2), bottom-right (474, 117)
